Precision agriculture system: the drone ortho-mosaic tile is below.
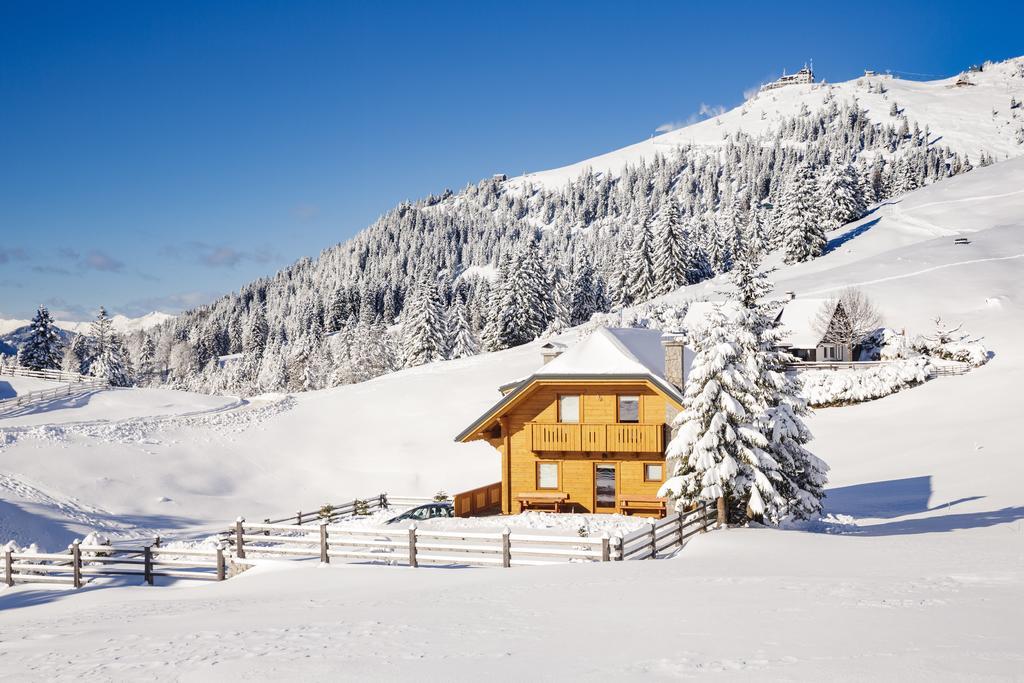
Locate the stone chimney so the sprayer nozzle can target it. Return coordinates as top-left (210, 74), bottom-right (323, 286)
top-left (784, 290), bottom-right (797, 301)
top-left (661, 334), bottom-right (686, 392)
top-left (540, 341), bottom-right (566, 365)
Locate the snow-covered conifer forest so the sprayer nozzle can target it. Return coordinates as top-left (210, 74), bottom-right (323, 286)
top-left (107, 59), bottom-right (1023, 397)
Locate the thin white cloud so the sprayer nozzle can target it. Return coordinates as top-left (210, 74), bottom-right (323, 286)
top-left (656, 102), bottom-right (727, 134)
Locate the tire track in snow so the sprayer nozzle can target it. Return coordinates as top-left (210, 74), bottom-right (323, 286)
top-left (803, 252), bottom-right (1024, 296)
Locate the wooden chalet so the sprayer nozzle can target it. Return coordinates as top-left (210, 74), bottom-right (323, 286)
top-left (455, 328), bottom-right (693, 518)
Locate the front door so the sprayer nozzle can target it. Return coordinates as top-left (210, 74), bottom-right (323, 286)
top-left (595, 463), bottom-right (617, 511)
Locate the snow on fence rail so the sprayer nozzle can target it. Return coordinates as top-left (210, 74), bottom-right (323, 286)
top-left (227, 501), bottom-right (718, 567)
top-left (4, 539), bottom-right (228, 588)
top-left (0, 366), bottom-right (94, 383)
top-left (3, 495), bottom-right (718, 591)
top-left (0, 377), bottom-right (110, 413)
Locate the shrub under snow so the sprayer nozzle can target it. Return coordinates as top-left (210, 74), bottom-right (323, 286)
top-left (911, 318), bottom-right (990, 367)
top-left (800, 357), bottom-right (933, 407)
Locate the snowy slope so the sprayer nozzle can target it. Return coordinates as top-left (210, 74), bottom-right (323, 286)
top-left (1, 154), bottom-right (1023, 678)
top-left (511, 57), bottom-right (1024, 191)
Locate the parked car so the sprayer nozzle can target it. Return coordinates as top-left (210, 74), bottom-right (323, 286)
top-left (385, 502), bottom-right (454, 524)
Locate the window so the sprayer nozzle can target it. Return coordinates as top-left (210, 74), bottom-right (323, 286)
top-left (558, 395), bottom-right (580, 423)
top-left (644, 463), bottom-right (664, 482)
top-left (537, 462), bottom-right (558, 490)
top-left (618, 395), bottom-right (640, 423)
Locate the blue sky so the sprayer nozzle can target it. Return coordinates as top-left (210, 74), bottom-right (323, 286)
top-left (2, 1), bottom-right (1022, 320)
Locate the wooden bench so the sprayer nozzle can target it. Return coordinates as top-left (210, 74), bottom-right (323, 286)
top-left (517, 491), bottom-right (570, 513)
top-left (619, 495), bottom-right (667, 517)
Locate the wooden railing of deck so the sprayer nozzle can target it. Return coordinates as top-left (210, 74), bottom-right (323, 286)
top-left (528, 422), bottom-right (663, 453)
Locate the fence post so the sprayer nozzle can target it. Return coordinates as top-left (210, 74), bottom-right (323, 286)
top-left (700, 502), bottom-right (709, 533)
top-left (144, 545), bottom-right (154, 585)
top-left (154, 535), bottom-right (161, 548)
top-left (320, 522), bottom-right (330, 564)
top-left (648, 519), bottom-right (657, 560)
top-left (235, 517), bottom-right (246, 559)
top-left (71, 540), bottom-right (82, 589)
top-left (677, 512), bottom-right (685, 548)
top-left (4, 549), bottom-right (12, 586)
top-left (501, 527), bottom-right (511, 568)
top-left (615, 532), bottom-right (624, 561)
top-left (380, 492), bottom-right (388, 510)
top-left (601, 532), bottom-right (610, 562)
top-left (296, 510), bottom-right (303, 526)
top-left (264, 518), bottom-right (271, 536)
top-left (407, 524), bottom-right (418, 568)
top-left (216, 545), bottom-right (226, 581)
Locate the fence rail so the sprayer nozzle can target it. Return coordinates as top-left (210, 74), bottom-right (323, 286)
top-left (0, 365), bottom-right (94, 383)
top-left (4, 540), bottom-right (227, 588)
top-left (4, 495), bottom-right (718, 591)
top-left (0, 377), bottom-right (110, 412)
top-left (227, 501), bottom-right (717, 567)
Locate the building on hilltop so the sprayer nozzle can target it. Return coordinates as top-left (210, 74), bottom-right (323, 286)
top-left (760, 64), bottom-right (815, 92)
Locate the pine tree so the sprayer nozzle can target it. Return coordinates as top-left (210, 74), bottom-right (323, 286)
top-left (658, 307), bottom-right (774, 525)
top-left (653, 199), bottom-right (686, 296)
top-left (62, 334), bottom-right (89, 375)
top-left (730, 248), bottom-right (828, 522)
top-left (780, 162), bottom-right (827, 264)
top-left (568, 253), bottom-right (597, 325)
top-left (20, 305), bottom-right (63, 371)
top-left (447, 297), bottom-right (479, 358)
top-left (91, 331), bottom-right (134, 387)
top-left (401, 276), bottom-right (448, 367)
top-left (91, 307), bottom-right (114, 357)
top-left (819, 163), bottom-right (865, 231)
top-left (629, 214), bottom-right (656, 302)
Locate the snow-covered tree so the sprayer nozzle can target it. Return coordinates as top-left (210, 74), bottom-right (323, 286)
top-left (19, 305), bottom-right (63, 371)
top-left (568, 253), bottom-right (597, 325)
top-left (730, 251), bottom-right (828, 521)
top-left (658, 307), bottom-right (776, 525)
top-left (629, 214), bottom-right (656, 302)
top-left (62, 333), bottom-right (89, 375)
top-left (401, 276), bottom-right (448, 367)
top-left (653, 198), bottom-right (687, 296)
top-left (447, 297), bottom-right (479, 359)
top-left (779, 162), bottom-right (827, 264)
top-left (819, 163), bottom-right (865, 230)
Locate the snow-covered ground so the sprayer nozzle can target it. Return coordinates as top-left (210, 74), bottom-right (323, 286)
top-left (1, 154), bottom-right (1023, 677)
top-left (509, 57), bottom-right (1024, 192)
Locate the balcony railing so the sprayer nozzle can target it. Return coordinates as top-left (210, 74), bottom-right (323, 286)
top-left (528, 422), bottom-right (664, 453)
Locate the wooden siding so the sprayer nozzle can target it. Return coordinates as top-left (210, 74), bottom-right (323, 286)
top-left (498, 382), bottom-right (672, 515)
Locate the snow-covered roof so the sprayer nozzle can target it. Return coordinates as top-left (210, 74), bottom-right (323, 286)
top-left (776, 298), bottom-right (834, 349)
top-left (456, 328), bottom-right (689, 443)
top-left (536, 328), bottom-right (669, 381)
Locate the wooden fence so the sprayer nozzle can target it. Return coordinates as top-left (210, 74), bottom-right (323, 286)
top-left (3, 496), bottom-right (718, 590)
top-left (0, 366), bottom-right (93, 383)
top-left (4, 539), bottom-right (227, 588)
top-left (0, 377), bottom-right (110, 412)
top-left (227, 501), bottom-right (717, 567)
top-left (928, 362), bottom-right (971, 377)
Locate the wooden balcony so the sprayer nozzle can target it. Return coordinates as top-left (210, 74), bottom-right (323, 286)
top-left (528, 422), bottom-right (664, 453)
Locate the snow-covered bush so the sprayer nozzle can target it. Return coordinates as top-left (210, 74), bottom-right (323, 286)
top-left (800, 357), bottom-right (933, 407)
top-left (912, 318), bottom-right (990, 367)
top-left (858, 327), bottom-right (910, 361)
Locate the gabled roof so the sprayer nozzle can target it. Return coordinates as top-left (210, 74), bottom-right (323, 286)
top-left (776, 298), bottom-right (834, 349)
top-left (455, 328), bottom-right (688, 443)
